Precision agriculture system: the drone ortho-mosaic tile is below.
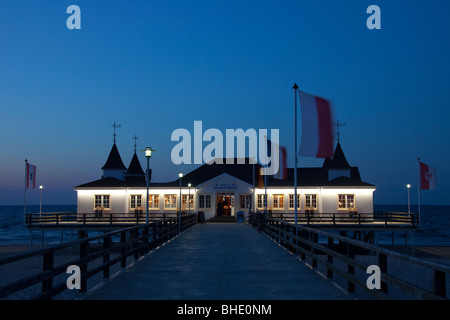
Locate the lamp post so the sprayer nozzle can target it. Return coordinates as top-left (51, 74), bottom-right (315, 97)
top-left (178, 173), bottom-right (183, 233)
top-left (188, 183), bottom-right (192, 215)
top-left (406, 184), bottom-right (411, 213)
top-left (39, 185), bottom-right (43, 213)
top-left (143, 147), bottom-right (155, 225)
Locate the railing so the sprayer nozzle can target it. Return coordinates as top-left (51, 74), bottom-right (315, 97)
top-left (25, 212), bottom-right (189, 227)
top-left (250, 212), bottom-right (449, 300)
top-left (0, 214), bottom-right (197, 300)
top-left (268, 211), bottom-right (419, 227)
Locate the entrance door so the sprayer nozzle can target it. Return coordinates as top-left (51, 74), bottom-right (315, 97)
top-left (216, 194), bottom-right (232, 216)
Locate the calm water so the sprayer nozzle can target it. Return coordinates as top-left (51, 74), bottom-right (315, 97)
top-left (0, 204), bottom-right (449, 246)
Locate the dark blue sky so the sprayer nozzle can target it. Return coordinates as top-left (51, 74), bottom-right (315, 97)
top-left (1, 1), bottom-right (449, 206)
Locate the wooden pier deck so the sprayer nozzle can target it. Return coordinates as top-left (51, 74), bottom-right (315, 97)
top-left (84, 223), bottom-right (349, 300)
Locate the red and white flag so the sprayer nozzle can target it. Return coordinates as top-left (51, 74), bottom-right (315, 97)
top-left (298, 90), bottom-right (334, 158)
top-left (420, 162), bottom-right (436, 190)
top-left (26, 163), bottom-right (37, 189)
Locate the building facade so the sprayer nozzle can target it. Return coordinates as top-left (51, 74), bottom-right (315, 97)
top-left (75, 142), bottom-right (376, 221)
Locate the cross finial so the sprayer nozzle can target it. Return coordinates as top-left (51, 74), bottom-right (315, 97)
top-left (333, 120), bottom-right (347, 143)
top-left (112, 122), bottom-right (122, 144)
top-left (133, 134), bottom-right (139, 153)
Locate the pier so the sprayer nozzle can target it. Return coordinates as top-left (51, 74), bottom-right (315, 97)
top-left (84, 223), bottom-right (349, 300)
top-left (1, 212), bottom-right (448, 300)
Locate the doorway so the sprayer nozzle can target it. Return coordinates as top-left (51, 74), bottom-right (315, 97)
top-left (216, 194), bottom-right (232, 216)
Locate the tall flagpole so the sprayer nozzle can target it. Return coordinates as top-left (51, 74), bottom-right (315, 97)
top-left (293, 83), bottom-right (299, 225)
top-left (417, 157), bottom-right (421, 225)
top-left (24, 159), bottom-right (28, 215)
top-left (252, 156), bottom-right (255, 214)
top-left (264, 135), bottom-right (268, 216)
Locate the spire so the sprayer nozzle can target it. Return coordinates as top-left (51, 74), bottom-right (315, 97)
top-left (101, 143), bottom-right (127, 170)
top-left (127, 153), bottom-right (145, 176)
top-left (328, 142), bottom-right (351, 169)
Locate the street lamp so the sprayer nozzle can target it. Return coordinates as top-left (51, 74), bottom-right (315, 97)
top-left (178, 172), bottom-right (183, 232)
top-left (142, 147), bottom-right (156, 225)
top-left (406, 184), bottom-right (411, 213)
top-left (188, 183), bottom-right (192, 215)
top-left (39, 185), bottom-right (44, 213)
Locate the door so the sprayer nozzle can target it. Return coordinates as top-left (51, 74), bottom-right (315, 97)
top-left (216, 194), bottom-right (232, 216)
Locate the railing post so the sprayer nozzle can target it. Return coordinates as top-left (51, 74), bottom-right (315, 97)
top-left (433, 270), bottom-right (446, 298)
top-left (120, 231), bottom-right (127, 268)
top-left (103, 233), bottom-right (111, 279)
top-left (327, 236), bottom-right (333, 279)
top-left (312, 232), bottom-right (318, 269)
top-left (79, 233), bottom-right (88, 293)
top-left (42, 250), bottom-right (54, 294)
top-left (379, 252), bottom-right (388, 294)
top-left (347, 243), bottom-right (355, 293)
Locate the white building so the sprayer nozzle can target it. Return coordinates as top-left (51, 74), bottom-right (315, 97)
top-left (75, 142), bottom-right (376, 221)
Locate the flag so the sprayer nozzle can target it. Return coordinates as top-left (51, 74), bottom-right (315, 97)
top-left (420, 162), bottom-right (436, 190)
top-left (278, 146), bottom-right (288, 180)
top-left (255, 164), bottom-right (264, 188)
top-left (26, 163), bottom-right (37, 189)
top-left (298, 90), bottom-right (334, 158)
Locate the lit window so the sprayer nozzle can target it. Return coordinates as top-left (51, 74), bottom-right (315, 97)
top-left (305, 194), bottom-right (317, 209)
top-left (148, 195), bottom-right (159, 209)
top-left (257, 194), bottom-right (267, 208)
top-left (288, 194), bottom-right (301, 209)
top-left (338, 194), bottom-right (355, 209)
top-left (94, 195), bottom-right (110, 209)
top-left (273, 194), bottom-right (284, 209)
top-left (130, 194), bottom-right (142, 209)
top-left (239, 195), bottom-right (252, 209)
top-left (182, 194), bottom-right (194, 210)
top-left (164, 194), bottom-right (177, 209)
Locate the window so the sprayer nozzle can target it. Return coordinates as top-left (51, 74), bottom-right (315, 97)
top-left (273, 194), bottom-right (284, 209)
top-left (239, 195), bottom-right (252, 209)
top-left (182, 194), bottom-right (194, 210)
top-left (305, 194), bottom-right (317, 209)
top-left (164, 194), bottom-right (177, 209)
top-left (257, 194), bottom-right (267, 208)
top-left (338, 194), bottom-right (355, 209)
top-left (288, 194), bottom-right (301, 209)
top-left (148, 194), bottom-right (159, 209)
top-left (199, 195), bottom-right (211, 209)
top-left (94, 195), bottom-right (110, 209)
top-left (130, 194), bottom-right (142, 209)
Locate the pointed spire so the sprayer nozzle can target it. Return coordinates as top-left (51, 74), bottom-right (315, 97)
top-left (328, 142), bottom-right (351, 169)
top-left (101, 143), bottom-right (127, 170)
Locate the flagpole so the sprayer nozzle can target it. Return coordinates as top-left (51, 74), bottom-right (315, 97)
top-left (264, 136), bottom-right (268, 217)
top-left (252, 156), bottom-right (255, 214)
top-left (24, 159), bottom-right (28, 215)
top-left (417, 157), bottom-right (421, 225)
top-left (293, 83), bottom-right (299, 225)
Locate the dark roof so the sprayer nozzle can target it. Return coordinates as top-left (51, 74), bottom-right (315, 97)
top-left (76, 157), bottom-right (375, 189)
top-left (327, 142), bottom-right (351, 169)
top-left (101, 144), bottom-right (127, 170)
top-left (127, 153), bottom-right (145, 176)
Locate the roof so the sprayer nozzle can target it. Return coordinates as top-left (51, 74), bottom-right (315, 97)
top-left (326, 142), bottom-right (351, 169)
top-left (127, 153), bottom-right (145, 176)
top-left (76, 157), bottom-right (375, 189)
top-left (101, 143), bottom-right (127, 170)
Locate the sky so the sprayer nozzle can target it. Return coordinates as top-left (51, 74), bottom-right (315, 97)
top-left (1, 0), bottom-right (449, 206)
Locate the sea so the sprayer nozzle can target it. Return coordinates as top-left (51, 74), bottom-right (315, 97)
top-left (0, 204), bottom-right (449, 246)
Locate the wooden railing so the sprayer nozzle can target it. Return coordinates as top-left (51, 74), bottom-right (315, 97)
top-left (0, 214), bottom-right (197, 300)
top-left (250, 212), bottom-right (449, 300)
top-left (25, 212), bottom-right (189, 227)
top-left (268, 211), bottom-right (419, 227)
